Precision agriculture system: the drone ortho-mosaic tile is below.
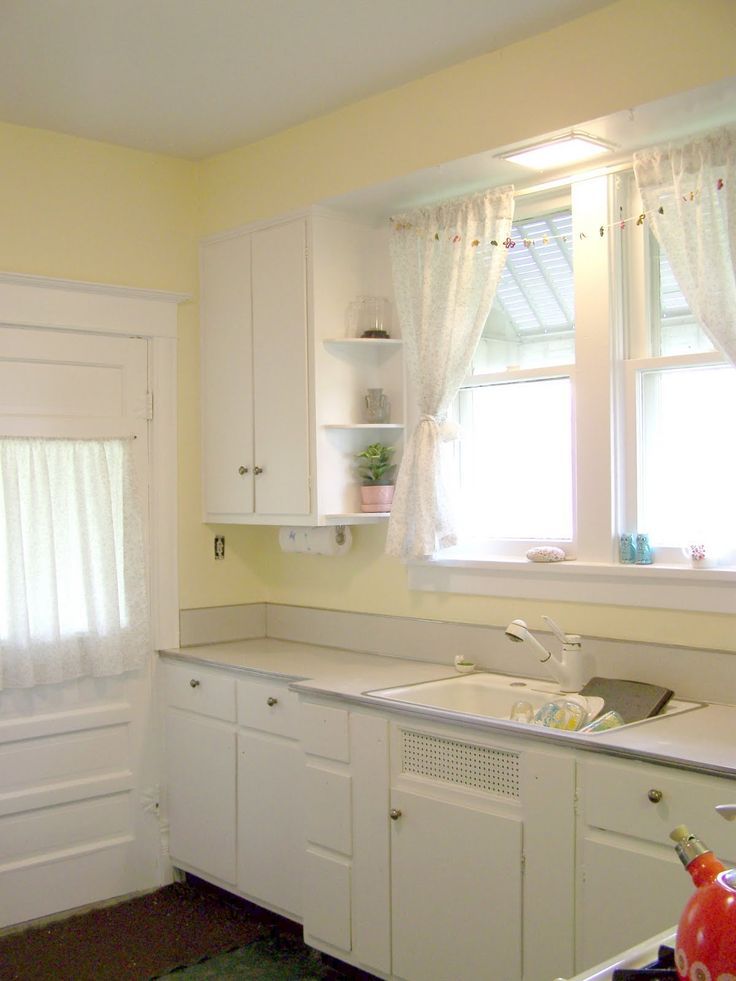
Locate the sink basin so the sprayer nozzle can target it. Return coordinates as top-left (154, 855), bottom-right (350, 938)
top-left (365, 672), bottom-right (704, 735)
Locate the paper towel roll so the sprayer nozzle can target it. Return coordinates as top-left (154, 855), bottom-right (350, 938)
top-left (278, 526), bottom-right (352, 556)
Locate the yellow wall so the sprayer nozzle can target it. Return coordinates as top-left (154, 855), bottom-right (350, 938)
top-left (1, 1), bottom-right (735, 647)
top-left (200, 0), bottom-right (736, 233)
top-left (190, 0), bottom-right (736, 651)
top-left (0, 120), bottom-right (268, 608)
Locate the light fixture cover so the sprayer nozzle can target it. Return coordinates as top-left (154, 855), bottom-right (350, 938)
top-left (502, 132), bottom-right (614, 170)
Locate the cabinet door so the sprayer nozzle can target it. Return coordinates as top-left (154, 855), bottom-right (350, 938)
top-left (390, 788), bottom-right (522, 981)
top-left (578, 838), bottom-right (686, 968)
top-left (577, 758), bottom-right (736, 971)
top-left (165, 709), bottom-right (236, 884)
top-left (200, 234), bottom-right (254, 519)
top-left (237, 731), bottom-right (303, 917)
top-left (251, 218), bottom-right (311, 516)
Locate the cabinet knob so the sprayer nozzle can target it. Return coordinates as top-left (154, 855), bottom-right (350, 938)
top-left (648, 788), bottom-right (664, 803)
top-left (390, 808), bottom-right (402, 821)
top-left (189, 678), bottom-right (200, 688)
top-left (254, 466), bottom-right (264, 475)
top-left (238, 466), bottom-right (249, 475)
top-left (266, 696), bottom-right (278, 707)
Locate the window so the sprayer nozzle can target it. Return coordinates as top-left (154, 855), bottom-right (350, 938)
top-left (452, 198), bottom-right (576, 554)
top-left (412, 172), bottom-right (736, 612)
top-left (0, 437), bottom-right (149, 688)
top-left (624, 193), bottom-right (736, 565)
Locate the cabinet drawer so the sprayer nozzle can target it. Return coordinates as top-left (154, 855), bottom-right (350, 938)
top-left (305, 764), bottom-right (352, 855)
top-left (237, 677), bottom-right (300, 738)
top-left (301, 702), bottom-right (350, 762)
top-left (580, 757), bottom-right (736, 857)
top-left (303, 850), bottom-right (352, 953)
top-left (164, 660), bottom-right (236, 721)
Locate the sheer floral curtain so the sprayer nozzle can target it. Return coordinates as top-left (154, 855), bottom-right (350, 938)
top-left (386, 186), bottom-right (514, 560)
top-left (634, 124), bottom-right (736, 366)
top-left (0, 437), bottom-right (149, 688)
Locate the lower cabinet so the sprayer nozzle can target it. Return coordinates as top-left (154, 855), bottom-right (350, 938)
top-left (163, 662), bottom-right (736, 981)
top-left (576, 755), bottom-right (736, 972)
top-left (390, 788), bottom-right (522, 981)
top-left (163, 659), bottom-right (302, 920)
top-left (300, 699), bottom-right (576, 981)
top-left (164, 660), bottom-right (237, 885)
top-left (237, 730), bottom-right (303, 916)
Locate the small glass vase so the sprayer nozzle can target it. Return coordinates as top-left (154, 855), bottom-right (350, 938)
top-left (364, 388), bottom-right (390, 424)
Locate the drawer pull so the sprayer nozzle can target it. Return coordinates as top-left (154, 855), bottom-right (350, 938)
top-left (266, 696), bottom-right (278, 707)
top-left (390, 808), bottom-right (402, 821)
top-left (189, 678), bottom-right (200, 688)
top-left (648, 788), bottom-right (664, 803)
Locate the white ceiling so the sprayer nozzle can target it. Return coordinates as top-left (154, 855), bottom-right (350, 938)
top-left (0, 0), bottom-right (615, 159)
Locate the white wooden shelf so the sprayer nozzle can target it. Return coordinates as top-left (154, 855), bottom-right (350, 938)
top-left (324, 512), bottom-right (391, 524)
top-left (323, 337), bottom-right (402, 349)
top-left (324, 423), bottom-right (404, 430)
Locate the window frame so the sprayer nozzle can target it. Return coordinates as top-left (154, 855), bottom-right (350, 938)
top-left (408, 170), bottom-right (736, 613)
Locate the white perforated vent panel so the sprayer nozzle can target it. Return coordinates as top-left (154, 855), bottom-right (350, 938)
top-left (401, 729), bottom-right (520, 799)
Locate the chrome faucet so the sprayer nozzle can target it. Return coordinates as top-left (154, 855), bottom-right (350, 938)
top-left (505, 616), bottom-right (588, 692)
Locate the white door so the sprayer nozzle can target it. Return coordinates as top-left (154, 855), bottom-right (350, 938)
top-left (0, 325), bottom-right (160, 928)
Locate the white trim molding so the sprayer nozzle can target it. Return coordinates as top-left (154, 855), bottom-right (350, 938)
top-left (408, 558), bottom-right (736, 615)
top-left (0, 271), bottom-right (189, 339)
top-left (0, 270), bottom-right (187, 649)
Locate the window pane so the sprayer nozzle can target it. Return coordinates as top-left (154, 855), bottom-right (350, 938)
top-left (456, 378), bottom-right (573, 541)
top-left (471, 211), bottom-right (575, 374)
top-left (655, 244), bottom-right (713, 356)
top-left (639, 365), bottom-right (736, 546)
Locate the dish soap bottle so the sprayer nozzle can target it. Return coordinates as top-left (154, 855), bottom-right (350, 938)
top-left (669, 822), bottom-right (736, 979)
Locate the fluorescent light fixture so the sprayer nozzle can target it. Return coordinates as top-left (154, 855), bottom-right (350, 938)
top-left (502, 132), bottom-right (614, 170)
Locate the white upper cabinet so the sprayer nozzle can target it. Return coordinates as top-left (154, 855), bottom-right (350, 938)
top-left (200, 232), bottom-right (254, 518)
top-left (200, 208), bottom-right (402, 525)
top-left (251, 218), bottom-right (311, 517)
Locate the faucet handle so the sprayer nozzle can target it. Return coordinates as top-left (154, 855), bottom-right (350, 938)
top-left (541, 615), bottom-right (578, 645)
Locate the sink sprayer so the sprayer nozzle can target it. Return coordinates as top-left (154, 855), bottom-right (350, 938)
top-left (504, 616), bottom-right (588, 692)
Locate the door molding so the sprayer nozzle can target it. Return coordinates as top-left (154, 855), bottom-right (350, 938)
top-left (0, 271), bottom-right (189, 649)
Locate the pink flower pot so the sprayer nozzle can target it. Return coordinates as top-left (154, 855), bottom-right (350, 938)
top-left (359, 484), bottom-right (395, 513)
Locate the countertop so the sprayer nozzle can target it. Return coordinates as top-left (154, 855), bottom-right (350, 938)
top-left (159, 638), bottom-right (736, 779)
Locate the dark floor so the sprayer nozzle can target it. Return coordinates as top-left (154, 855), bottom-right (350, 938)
top-left (169, 877), bottom-right (376, 981)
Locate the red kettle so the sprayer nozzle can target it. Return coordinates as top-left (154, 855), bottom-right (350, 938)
top-left (670, 807), bottom-right (736, 980)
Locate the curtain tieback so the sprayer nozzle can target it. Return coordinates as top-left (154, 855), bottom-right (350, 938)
top-left (418, 414), bottom-right (461, 442)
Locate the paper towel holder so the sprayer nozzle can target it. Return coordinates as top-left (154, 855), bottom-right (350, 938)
top-left (335, 525), bottom-right (346, 546)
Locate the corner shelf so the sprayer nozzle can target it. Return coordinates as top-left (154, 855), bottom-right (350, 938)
top-left (324, 512), bottom-right (391, 524)
top-left (323, 338), bottom-right (402, 349)
top-left (324, 423), bottom-right (404, 431)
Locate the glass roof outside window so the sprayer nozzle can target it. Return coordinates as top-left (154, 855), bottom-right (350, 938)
top-left (470, 210), bottom-right (574, 374)
top-left (494, 211), bottom-right (574, 336)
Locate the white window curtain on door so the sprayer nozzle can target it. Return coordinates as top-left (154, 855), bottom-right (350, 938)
top-left (0, 437), bottom-right (149, 689)
top-left (634, 125), bottom-right (736, 366)
top-left (386, 186), bottom-right (515, 559)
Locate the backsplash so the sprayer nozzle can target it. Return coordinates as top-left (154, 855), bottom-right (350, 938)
top-left (177, 603), bottom-right (736, 706)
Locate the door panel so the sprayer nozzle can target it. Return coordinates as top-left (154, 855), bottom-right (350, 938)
top-left (0, 326), bottom-right (155, 927)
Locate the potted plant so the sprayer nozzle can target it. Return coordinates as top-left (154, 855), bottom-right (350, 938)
top-left (356, 442), bottom-right (397, 513)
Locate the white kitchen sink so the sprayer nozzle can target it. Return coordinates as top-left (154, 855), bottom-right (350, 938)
top-left (365, 672), bottom-right (704, 735)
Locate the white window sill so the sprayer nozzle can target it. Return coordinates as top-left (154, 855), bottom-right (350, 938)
top-left (408, 555), bottom-right (736, 614)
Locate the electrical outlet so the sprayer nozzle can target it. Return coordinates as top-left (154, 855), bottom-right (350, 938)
top-left (214, 535), bottom-right (225, 560)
